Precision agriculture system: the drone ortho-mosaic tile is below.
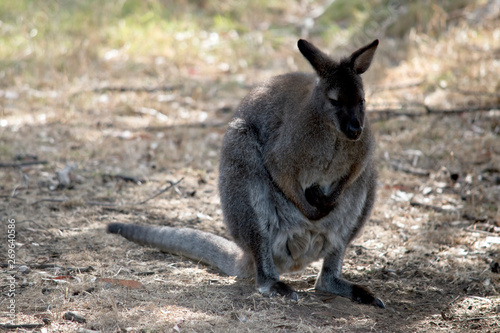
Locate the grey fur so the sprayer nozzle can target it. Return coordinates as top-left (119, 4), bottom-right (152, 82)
top-left (107, 39), bottom-right (384, 308)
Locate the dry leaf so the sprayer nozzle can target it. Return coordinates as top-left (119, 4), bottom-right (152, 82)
top-left (97, 278), bottom-right (144, 289)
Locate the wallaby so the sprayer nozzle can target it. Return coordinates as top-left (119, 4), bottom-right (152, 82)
top-left (107, 39), bottom-right (384, 308)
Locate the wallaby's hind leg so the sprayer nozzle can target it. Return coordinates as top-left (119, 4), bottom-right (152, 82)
top-left (250, 230), bottom-right (298, 301)
top-left (222, 174), bottom-right (299, 301)
top-left (315, 248), bottom-right (385, 308)
top-left (219, 125), bottom-right (298, 301)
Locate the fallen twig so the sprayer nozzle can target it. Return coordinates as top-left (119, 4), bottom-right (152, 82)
top-left (102, 174), bottom-right (146, 184)
top-left (28, 263), bottom-right (95, 273)
top-left (31, 198), bottom-right (68, 205)
top-left (145, 121), bottom-right (228, 132)
top-left (470, 222), bottom-right (500, 233)
top-left (83, 84), bottom-right (183, 94)
top-left (464, 226), bottom-right (500, 236)
top-left (85, 201), bottom-right (118, 206)
top-left (63, 312), bottom-right (87, 323)
top-left (462, 214), bottom-right (488, 222)
top-left (0, 323), bottom-right (45, 330)
top-left (31, 198), bottom-right (116, 206)
top-left (369, 110), bottom-right (421, 121)
top-left (16, 219), bottom-right (50, 231)
top-left (369, 104), bottom-right (500, 122)
top-left (390, 160), bottom-right (430, 177)
top-left (134, 106), bottom-right (169, 121)
top-left (463, 315), bottom-right (500, 322)
top-left (453, 88), bottom-right (500, 99)
top-left (0, 195), bottom-right (26, 201)
top-left (409, 201), bottom-right (458, 214)
top-left (96, 277), bottom-right (144, 289)
top-left (0, 160), bottom-right (48, 168)
top-left (138, 177), bottom-right (184, 204)
top-left (371, 80), bottom-right (424, 92)
top-left (30, 177), bottom-right (184, 206)
top-left (425, 105), bottom-right (500, 114)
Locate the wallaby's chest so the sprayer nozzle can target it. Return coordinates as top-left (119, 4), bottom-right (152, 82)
top-left (298, 145), bottom-right (353, 193)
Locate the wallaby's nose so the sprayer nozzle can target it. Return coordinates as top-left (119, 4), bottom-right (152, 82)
top-left (346, 120), bottom-right (363, 140)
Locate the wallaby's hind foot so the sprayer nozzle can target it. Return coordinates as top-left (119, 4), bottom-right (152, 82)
top-left (315, 273), bottom-right (385, 309)
top-left (259, 281), bottom-right (299, 301)
top-left (315, 247), bottom-right (385, 308)
top-left (315, 280), bottom-right (385, 309)
top-left (352, 284), bottom-right (385, 309)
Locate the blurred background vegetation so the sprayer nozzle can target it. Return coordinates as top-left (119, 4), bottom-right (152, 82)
top-left (0, 0), bottom-right (499, 148)
top-left (0, 0), bottom-right (492, 88)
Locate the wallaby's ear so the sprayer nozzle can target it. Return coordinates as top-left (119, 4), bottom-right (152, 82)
top-left (350, 39), bottom-right (379, 74)
top-left (298, 39), bottom-right (331, 77)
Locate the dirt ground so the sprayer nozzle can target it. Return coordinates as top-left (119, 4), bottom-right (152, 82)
top-left (1, 3), bottom-right (500, 332)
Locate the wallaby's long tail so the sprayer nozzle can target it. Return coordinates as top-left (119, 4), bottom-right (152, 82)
top-left (107, 223), bottom-right (248, 277)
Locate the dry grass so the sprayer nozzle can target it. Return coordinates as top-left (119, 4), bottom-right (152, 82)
top-left (1, 1), bottom-right (500, 332)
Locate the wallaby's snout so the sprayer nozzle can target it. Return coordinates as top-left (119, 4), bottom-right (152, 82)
top-left (331, 97), bottom-right (367, 141)
top-left (344, 99), bottom-right (367, 141)
top-left (346, 117), bottom-right (363, 140)
top-left (337, 110), bottom-right (364, 141)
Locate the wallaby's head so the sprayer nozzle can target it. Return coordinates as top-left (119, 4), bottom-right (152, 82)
top-left (298, 39), bottom-right (378, 141)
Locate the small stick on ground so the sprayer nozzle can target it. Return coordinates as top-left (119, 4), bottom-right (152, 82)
top-left (0, 324), bottom-right (45, 330)
top-left (16, 219), bottom-right (50, 231)
top-left (90, 84), bottom-right (182, 93)
top-left (0, 195), bottom-right (26, 201)
top-left (31, 198), bottom-right (68, 205)
top-left (390, 160), bottom-right (430, 177)
top-left (103, 174), bottom-right (146, 184)
top-left (410, 201), bottom-right (459, 214)
top-left (32, 197), bottom-right (117, 207)
top-left (0, 160), bottom-right (48, 168)
top-left (371, 80), bottom-right (424, 92)
top-left (34, 264), bottom-right (94, 273)
top-left (138, 177), bottom-right (184, 205)
top-left (369, 103), bottom-right (500, 122)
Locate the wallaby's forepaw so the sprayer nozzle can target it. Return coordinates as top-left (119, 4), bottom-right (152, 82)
top-left (305, 184), bottom-right (335, 218)
top-left (305, 184), bottom-right (326, 206)
top-left (260, 281), bottom-right (298, 301)
top-left (352, 284), bottom-right (385, 309)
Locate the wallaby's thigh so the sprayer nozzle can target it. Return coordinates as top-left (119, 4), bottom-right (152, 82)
top-left (219, 127), bottom-right (298, 299)
top-left (219, 128), bottom-right (277, 243)
top-left (219, 128), bottom-right (280, 281)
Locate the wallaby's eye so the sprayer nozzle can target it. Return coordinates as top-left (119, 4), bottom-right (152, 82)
top-left (360, 98), bottom-right (365, 106)
top-left (329, 98), bottom-right (339, 107)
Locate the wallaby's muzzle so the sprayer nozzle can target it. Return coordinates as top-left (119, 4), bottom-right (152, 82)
top-left (346, 119), bottom-right (364, 141)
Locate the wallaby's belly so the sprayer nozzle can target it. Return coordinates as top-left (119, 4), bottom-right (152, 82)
top-left (272, 228), bottom-right (330, 272)
top-left (270, 172), bottom-right (370, 274)
top-left (272, 224), bottom-right (346, 273)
